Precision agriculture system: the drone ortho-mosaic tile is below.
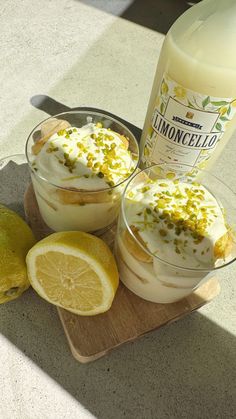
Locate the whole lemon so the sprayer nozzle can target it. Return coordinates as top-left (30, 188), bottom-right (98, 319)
top-left (0, 205), bottom-right (36, 304)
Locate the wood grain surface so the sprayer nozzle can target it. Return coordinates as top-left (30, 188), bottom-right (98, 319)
top-left (24, 184), bottom-right (220, 363)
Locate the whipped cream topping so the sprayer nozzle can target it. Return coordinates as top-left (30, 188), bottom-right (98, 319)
top-left (33, 123), bottom-right (136, 190)
top-left (125, 179), bottom-right (228, 269)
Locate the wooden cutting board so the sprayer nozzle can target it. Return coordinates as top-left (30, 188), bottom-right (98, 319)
top-left (24, 184), bottom-right (220, 363)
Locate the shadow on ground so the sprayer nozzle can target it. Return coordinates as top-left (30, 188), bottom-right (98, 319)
top-left (0, 288), bottom-right (235, 418)
top-left (78, 0), bottom-right (201, 34)
top-left (30, 95), bottom-right (142, 141)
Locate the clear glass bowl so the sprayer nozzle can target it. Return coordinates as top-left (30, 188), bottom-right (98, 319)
top-left (25, 110), bottom-right (139, 234)
top-left (115, 163), bottom-right (236, 303)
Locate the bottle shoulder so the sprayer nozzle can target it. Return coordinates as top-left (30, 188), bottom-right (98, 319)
top-left (168, 0), bottom-right (236, 70)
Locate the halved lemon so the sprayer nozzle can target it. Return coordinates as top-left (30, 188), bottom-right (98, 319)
top-left (26, 231), bottom-right (119, 316)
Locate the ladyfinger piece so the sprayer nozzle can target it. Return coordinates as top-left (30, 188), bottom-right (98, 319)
top-left (32, 119), bottom-right (71, 155)
top-left (123, 225), bottom-right (152, 263)
top-left (214, 231), bottom-right (233, 260)
top-left (114, 133), bottom-right (129, 149)
top-left (40, 118), bottom-right (67, 137)
top-left (134, 169), bottom-right (149, 185)
top-left (55, 188), bottom-right (114, 205)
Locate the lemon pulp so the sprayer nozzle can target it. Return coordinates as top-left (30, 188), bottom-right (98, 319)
top-left (26, 231), bottom-right (119, 315)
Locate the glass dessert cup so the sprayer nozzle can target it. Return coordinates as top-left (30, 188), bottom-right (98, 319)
top-left (115, 163), bottom-right (236, 303)
top-left (25, 111), bottom-right (139, 234)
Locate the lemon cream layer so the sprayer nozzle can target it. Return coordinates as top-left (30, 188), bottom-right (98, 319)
top-left (31, 123), bottom-right (136, 232)
top-left (116, 179), bottom-right (231, 303)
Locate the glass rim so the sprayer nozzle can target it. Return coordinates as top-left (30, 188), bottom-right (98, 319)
top-left (25, 110), bottom-right (140, 193)
top-left (121, 162), bottom-right (236, 273)
top-left (0, 153), bottom-right (27, 165)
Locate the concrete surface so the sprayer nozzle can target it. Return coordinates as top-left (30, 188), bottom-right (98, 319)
top-left (0, 1), bottom-right (236, 418)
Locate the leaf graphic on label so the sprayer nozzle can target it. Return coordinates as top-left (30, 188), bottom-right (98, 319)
top-left (227, 105), bottom-right (231, 116)
top-left (220, 116), bottom-right (230, 122)
top-left (161, 81), bottom-right (168, 95)
top-left (160, 102), bottom-right (165, 115)
top-left (215, 122), bottom-right (222, 131)
top-left (202, 96), bottom-right (210, 108)
top-left (211, 100), bottom-right (229, 107)
top-left (187, 100), bottom-right (194, 108)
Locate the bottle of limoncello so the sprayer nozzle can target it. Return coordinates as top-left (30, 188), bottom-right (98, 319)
top-left (140, 0), bottom-right (236, 172)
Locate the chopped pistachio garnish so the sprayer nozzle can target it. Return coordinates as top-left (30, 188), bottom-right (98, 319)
top-left (97, 172), bottom-right (104, 178)
top-left (159, 229), bottom-right (167, 237)
top-left (157, 199), bottom-right (166, 209)
top-left (107, 181), bottom-right (115, 187)
top-left (166, 172), bottom-right (175, 179)
top-left (36, 123), bottom-right (135, 180)
top-left (58, 129), bottom-right (66, 136)
top-left (124, 177), bottom-right (230, 269)
top-left (140, 186), bottom-right (150, 193)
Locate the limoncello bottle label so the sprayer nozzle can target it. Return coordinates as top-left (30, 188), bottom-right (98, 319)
top-left (141, 73), bottom-right (236, 171)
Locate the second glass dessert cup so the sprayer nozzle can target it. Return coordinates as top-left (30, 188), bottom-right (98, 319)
top-left (25, 111), bottom-right (139, 234)
top-left (115, 163), bottom-right (236, 303)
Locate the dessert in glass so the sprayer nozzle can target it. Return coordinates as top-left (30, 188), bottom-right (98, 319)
top-left (25, 111), bottom-right (139, 233)
top-left (115, 163), bottom-right (236, 303)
